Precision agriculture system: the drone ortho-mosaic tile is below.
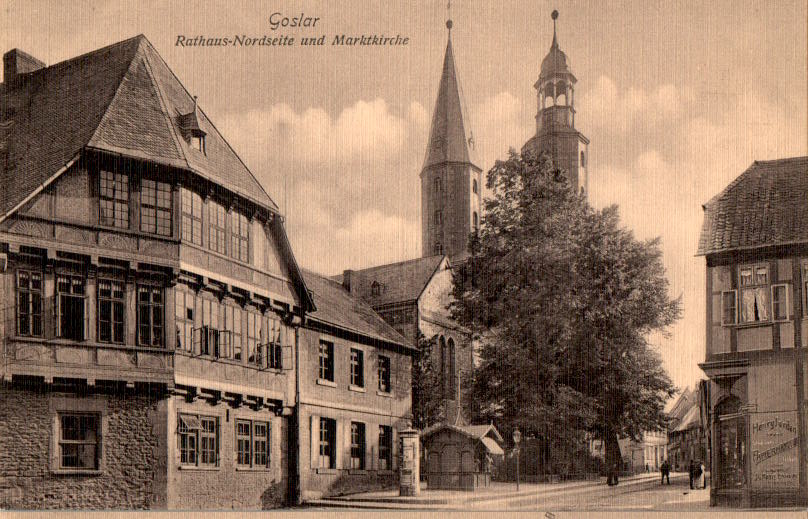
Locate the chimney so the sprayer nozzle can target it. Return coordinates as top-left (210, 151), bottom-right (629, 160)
top-left (3, 49), bottom-right (45, 87)
top-left (342, 269), bottom-right (354, 293)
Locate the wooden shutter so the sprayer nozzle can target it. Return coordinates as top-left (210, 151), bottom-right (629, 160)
top-left (310, 414), bottom-right (319, 469)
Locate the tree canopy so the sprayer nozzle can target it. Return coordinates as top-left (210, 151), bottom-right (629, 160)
top-left (451, 150), bottom-right (680, 471)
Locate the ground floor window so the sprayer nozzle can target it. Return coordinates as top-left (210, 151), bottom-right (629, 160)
top-left (178, 413), bottom-right (219, 467)
top-left (58, 413), bottom-right (99, 470)
top-left (236, 419), bottom-right (270, 468)
top-left (716, 397), bottom-right (746, 489)
top-left (319, 417), bottom-right (336, 469)
top-left (351, 422), bottom-right (366, 469)
top-left (379, 425), bottom-right (392, 470)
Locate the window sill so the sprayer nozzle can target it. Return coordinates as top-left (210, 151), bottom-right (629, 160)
top-left (376, 390), bottom-right (393, 398)
top-left (349, 385), bottom-right (366, 393)
top-left (235, 466), bottom-right (272, 472)
top-left (316, 468), bottom-right (338, 474)
top-left (317, 379), bottom-right (337, 388)
top-left (178, 465), bottom-right (220, 471)
top-left (52, 468), bottom-right (102, 476)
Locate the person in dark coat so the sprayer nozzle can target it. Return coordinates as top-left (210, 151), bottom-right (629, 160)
top-left (660, 459), bottom-right (671, 484)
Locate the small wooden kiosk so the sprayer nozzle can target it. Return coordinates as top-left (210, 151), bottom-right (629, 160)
top-left (421, 423), bottom-right (504, 491)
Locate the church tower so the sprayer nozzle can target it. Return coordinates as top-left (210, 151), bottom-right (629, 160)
top-left (522, 10), bottom-right (590, 196)
top-left (421, 16), bottom-right (482, 263)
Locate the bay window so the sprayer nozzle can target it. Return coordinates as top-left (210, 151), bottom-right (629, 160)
top-left (208, 200), bottom-right (227, 255)
top-left (175, 287), bottom-right (195, 352)
top-left (99, 170), bottom-right (129, 229)
top-left (181, 188), bottom-right (203, 245)
top-left (141, 179), bottom-right (172, 236)
top-left (230, 210), bottom-right (249, 263)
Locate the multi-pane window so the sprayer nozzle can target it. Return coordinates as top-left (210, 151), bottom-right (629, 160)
top-left (223, 305), bottom-right (243, 361)
top-left (379, 425), bottom-right (392, 470)
top-left (16, 270), bottom-right (42, 337)
top-left (247, 311), bottom-right (261, 366)
top-left (434, 210), bottom-right (442, 226)
top-left (265, 317), bottom-right (284, 370)
top-left (137, 285), bottom-right (163, 347)
top-left (99, 170), bottom-right (129, 228)
top-left (350, 422), bottom-right (365, 470)
top-left (198, 298), bottom-right (221, 357)
top-left (175, 288), bottom-right (195, 352)
top-left (57, 274), bottom-right (86, 341)
top-left (447, 338), bottom-right (456, 396)
top-left (378, 355), bottom-right (391, 393)
top-left (236, 419), bottom-right (270, 468)
top-left (350, 348), bottom-right (364, 387)
top-left (58, 414), bottom-right (99, 470)
top-left (434, 177), bottom-right (442, 193)
top-left (739, 265), bottom-right (769, 323)
top-left (230, 211), bottom-right (249, 263)
top-left (98, 279), bottom-right (125, 344)
top-left (319, 340), bottom-right (334, 382)
top-left (178, 414), bottom-right (218, 467)
top-left (319, 417), bottom-right (336, 469)
top-left (208, 200), bottom-right (227, 255)
top-left (141, 179), bottom-right (172, 236)
top-left (772, 284), bottom-right (790, 322)
top-left (181, 188), bottom-right (203, 245)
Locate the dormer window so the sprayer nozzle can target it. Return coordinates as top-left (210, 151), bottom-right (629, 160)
top-left (371, 281), bottom-right (381, 296)
top-left (191, 135), bottom-right (205, 153)
top-left (179, 96), bottom-right (207, 155)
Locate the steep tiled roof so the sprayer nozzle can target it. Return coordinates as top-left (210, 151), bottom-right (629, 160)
top-left (697, 157), bottom-right (808, 255)
top-left (0, 35), bottom-right (277, 219)
top-left (341, 255), bottom-right (447, 307)
top-left (302, 269), bottom-right (413, 350)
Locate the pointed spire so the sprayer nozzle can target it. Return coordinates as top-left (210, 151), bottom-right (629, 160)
top-left (551, 9), bottom-right (559, 49)
top-left (422, 17), bottom-right (473, 170)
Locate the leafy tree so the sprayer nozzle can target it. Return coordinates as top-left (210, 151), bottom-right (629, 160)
top-left (452, 150), bottom-right (680, 473)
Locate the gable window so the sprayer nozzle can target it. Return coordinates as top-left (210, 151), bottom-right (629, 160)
top-left (57, 274), bottom-right (86, 341)
top-left (175, 287), bottom-right (195, 352)
top-left (379, 425), bottom-right (392, 470)
top-left (739, 264), bottom-right (770, 323)
top-left (99, 170), bottom-right (129, 229)
top-left (371, 281), bottom-right (381, 296)
top-left (230, 210), bottom-right (250, 263)
top-left (178, 414), bottom-right (219, 467)
top-left (208, 200), bottom-right (227, 255)
top-left (137, 285), bottom-right (164, 347)
top-left (319, 417), bottom-right (336, 469)
top-left (98, 279), bottom-right (125, 344)
top-left (350, 348), bottom-right (364, 388)
top-left (181, 188), bottom-right (203, 245)
top-left (191, 135), bottom-right (206, 153)
top-left (16, 270), bottom-right (42, 337)
top-left (319, 340), bottom-right (334, 382)
top-left (141, 180), bottom-right (172, 236)
top-left (378, 355), bottom-right (391, 393)
top-left (58, 413), bottom-right (100, 470)
top-left (236, 419), bottom-right (270, 468)
top-left (350, 422), bottom-right (366, 470)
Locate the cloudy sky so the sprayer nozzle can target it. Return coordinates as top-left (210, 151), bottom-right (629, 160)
top-left (2, 0), bottom-right (806, 391)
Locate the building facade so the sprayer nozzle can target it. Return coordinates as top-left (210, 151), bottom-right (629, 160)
top-left (521, 11), bottom-right (590, 196)
top-left (0, 35), bottom-right (413, 510)
top-left (698, 157), bottom-right (808, 507)
top-left (340, 255), bottom-right (472, 424)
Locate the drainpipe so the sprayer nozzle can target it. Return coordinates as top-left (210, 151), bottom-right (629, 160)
top-left (293, 314), bottom-right (304, 505)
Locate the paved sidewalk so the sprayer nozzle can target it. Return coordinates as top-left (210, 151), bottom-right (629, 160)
top-left (307, 472), bottom-right (687, 509)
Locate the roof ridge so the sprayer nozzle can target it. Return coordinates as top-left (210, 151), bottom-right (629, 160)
top-left (39, 34), bottom-right (145, 75)
top-left (354, 254), bottom-right (445, 273)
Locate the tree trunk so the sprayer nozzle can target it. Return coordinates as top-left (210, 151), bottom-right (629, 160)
top-left (605, 426), bottom-right (622, 474)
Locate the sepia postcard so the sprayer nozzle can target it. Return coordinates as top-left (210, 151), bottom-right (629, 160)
top-left (0, 1), bottom-right (806, 517)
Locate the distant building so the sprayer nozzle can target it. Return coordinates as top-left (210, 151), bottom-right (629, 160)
top-left (667, 385), bottom-right (709, 472)
top-left (698, 157), bottom-right (808, 507)
top-left (618, 431), bottom-right (669, 473)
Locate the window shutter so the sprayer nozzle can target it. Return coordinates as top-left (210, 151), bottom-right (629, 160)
top-left (310, 415), bottom-right (319, 469)
top-left (341, 420), bottom-right (351, 469)
top-left (365, 430), bottom-right (372, 470)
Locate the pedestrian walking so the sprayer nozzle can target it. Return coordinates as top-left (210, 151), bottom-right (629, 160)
top-left (660, 459), bottom-right (671, 485)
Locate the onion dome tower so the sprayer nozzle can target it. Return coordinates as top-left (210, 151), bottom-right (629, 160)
top-left (522, 10), bottom-right (590, 196)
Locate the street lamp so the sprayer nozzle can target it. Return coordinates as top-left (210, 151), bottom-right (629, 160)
top-left (513, 428), bottom-right (522, 491)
